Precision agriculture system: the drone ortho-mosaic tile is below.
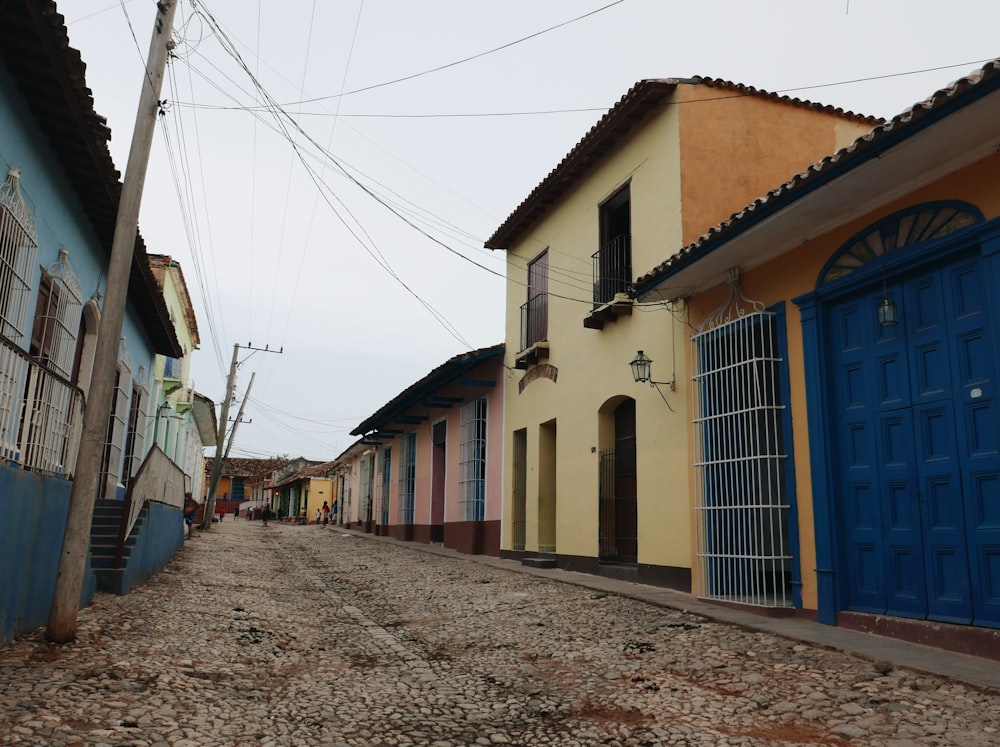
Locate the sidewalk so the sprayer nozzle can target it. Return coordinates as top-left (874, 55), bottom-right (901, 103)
top-left (333, 526), bottom-right (1000, 693)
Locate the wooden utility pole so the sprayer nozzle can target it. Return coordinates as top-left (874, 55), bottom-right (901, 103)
top-left (202, 343), bottom-right (280, 526)
top-left (47, 0), bottom-right (179, 643)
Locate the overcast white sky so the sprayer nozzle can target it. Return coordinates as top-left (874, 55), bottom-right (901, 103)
top-left (64, 0), bottom-right (1000, 460)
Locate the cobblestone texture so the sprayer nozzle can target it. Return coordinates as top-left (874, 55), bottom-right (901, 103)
top-left (2, 521), bottom-right (998, 746)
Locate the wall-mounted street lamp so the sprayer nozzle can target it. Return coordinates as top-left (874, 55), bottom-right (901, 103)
top-left (878, 293), bottom-right (898, 327)
top-left (629, 350), bottom-right (675, 411)
top-left (878, 270), bottom-right (898, 328)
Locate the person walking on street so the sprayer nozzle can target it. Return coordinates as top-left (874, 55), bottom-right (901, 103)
top-left (321, 500), bottom-right (331, 527)
top-left (183, 493), bottom-right (198, 539)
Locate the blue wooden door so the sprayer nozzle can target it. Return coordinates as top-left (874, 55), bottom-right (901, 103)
top-left (829, 257), bottom-right (1000, 627)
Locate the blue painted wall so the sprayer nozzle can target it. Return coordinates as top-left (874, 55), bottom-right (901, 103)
top-left (0, 464), bottom-right (95, 645)
top-left (0, 64), bottom-right (159, 481)
top-left (118, 502), bottom-right (185, 595)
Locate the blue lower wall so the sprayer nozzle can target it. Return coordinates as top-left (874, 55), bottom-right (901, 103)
top-left (119, 502), bottom-right (185, 595)
top-left (0, 464), bottom-right (95, 645)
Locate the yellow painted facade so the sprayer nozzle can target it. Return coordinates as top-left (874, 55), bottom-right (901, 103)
top-left (497, 80), bottom-right (874, 584)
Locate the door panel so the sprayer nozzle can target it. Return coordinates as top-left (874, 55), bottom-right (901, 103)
top-left (945, 261), bottom-right (1000, 626)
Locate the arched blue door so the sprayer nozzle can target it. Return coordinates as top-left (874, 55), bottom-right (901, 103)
top-left (828, 255), bottom-right (1000, 626)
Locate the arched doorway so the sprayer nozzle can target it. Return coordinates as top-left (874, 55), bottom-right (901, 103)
top-left (818, 202), bottom-right (1000, 627)
top-left (598, 397), bottom-right (637, 564)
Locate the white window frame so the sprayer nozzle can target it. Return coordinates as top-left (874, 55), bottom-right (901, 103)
top-left (459, 397), bottom-right (488, 522)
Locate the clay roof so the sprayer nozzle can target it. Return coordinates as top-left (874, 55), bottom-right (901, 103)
top-left (206, 457), bottom-right (288, 479)
top-left (270, 460), bottom-right (339, 490)
top-left (634, 60), bottom-right (1000, 295)
top-left (484, 77), bottom-right (880, 251)
top-left (351, 344), bottom-right (504, 437)
top-left (147, 255), bottom-right (201, 347)
top-left (0, 1), bottom-right (181, 356)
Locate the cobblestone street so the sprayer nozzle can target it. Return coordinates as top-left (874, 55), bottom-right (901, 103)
top-left (2, 520), bottom-right (999, 746)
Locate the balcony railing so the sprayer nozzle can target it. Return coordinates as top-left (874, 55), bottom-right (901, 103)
top-left (519, 293), bottom-right (548, 352)
top-left (0, 333), bottom-right (83, 477)
top-left (592, 234), bottom-right (632, 308)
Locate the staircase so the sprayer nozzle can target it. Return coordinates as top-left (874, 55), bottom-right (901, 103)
top-left (89, 499), bottom-right (145, 594)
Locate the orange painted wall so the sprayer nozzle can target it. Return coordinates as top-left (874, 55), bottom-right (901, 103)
top-left (676, 86), bottom-right (874, 247)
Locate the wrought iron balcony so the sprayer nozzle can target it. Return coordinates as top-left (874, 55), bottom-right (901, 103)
top-left (516, 294), bottom-right (550, 369)
top-left (591, 234), bottom-right (632, 308)
top-left (519, 294), bottom-right (548, 352)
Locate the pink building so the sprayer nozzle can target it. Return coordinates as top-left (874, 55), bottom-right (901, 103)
top-left (351, 344), bottom-right (504, 555)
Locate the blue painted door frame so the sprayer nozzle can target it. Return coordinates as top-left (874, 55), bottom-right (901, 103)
top-left (796, 217), bottom-right (1000, 628)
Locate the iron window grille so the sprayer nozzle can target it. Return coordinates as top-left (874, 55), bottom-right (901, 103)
top-left (0, 168), bottom-right (37, 343)
top-left (380, 447), bottom-right (391, 526)
top-left (691, 270), bottom-right (792, 608)
top-left (398, 432), bottom-right (416, 525)
top-left (459, 397), bottom-right (488, 522)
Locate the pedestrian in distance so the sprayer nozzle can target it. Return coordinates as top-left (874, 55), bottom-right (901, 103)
top-left (183, 493), bottom-right (198, 539)
top-left (262, 504), bottom-right (271, 527)
top-left (321, 500), bottom-right (330, 527)
top-left (315, 508), bottom-right (321, 525)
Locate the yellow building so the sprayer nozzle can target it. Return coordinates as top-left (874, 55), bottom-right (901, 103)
top-left (635, 62), bottom-right (1000, 649)
top-left (486, 78), bottom-right (875, 587)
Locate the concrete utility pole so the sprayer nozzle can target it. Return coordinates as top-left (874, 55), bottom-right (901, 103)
top-left (202, 343), bottom-right (240, 529)
top-left (47, 0), bottom-right (179, 643)
top-left (202, 343), bottom-right (279, 528)
top-left (202, 369), bottom-right (255, 528)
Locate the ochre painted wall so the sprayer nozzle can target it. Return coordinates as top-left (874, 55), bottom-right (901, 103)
top-left (676, 86), bottom-right (875, 247)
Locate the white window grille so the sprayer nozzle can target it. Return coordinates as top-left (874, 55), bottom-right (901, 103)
top-left (691, 269), bottom-right (792, 608)
top-left (459, 397), bottom-right (488, 521)
top-left (99, 338), bottom-right (133, 499)
top-left (359, 451), bottom-right (374, 523)
top-left (380, 447), bottom-right (391, 525)
top-left (123, 381), bottom-right (148, 484)
top-left (0, 167), bottom-right (37, 343)
top-left (398, 432), bottom-right (416, 525)
top-left (31, 250), bottom-right (82, 378)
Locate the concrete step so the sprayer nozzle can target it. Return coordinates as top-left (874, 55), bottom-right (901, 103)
top-left (521, 555), bottom-right (557, 569)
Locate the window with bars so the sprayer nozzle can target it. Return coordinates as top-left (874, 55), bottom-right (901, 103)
top-left (29, 250), bottom-right (82, 378)
top-left (380, 447), bottom-right (391, 526)
top-left (691, 305), bottom-right (792, 608)
top-left (459, 397), bottom-right (487, 521)
top-left (99, 366), bottom-right (130, 499)
top-left (122, 382), bottom-right (146, 485)
top-left (359, 451), bottom-right (375, 522)
top-left (0, 168), bottom-right (37, 343)
top-left (398, 432), bottom-right (416, 525)
top-left (521, 250), bottom-right (548, 351)
top-left (593, 184), bottom-right (631, 307)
